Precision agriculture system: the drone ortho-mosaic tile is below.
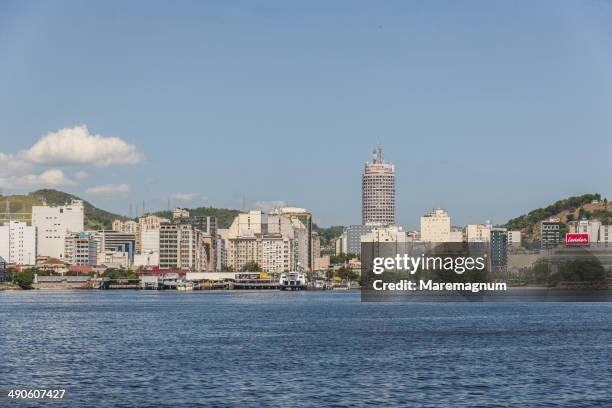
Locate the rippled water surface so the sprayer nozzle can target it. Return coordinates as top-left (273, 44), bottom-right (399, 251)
top-left (1, 291), bottom-right (611, 407)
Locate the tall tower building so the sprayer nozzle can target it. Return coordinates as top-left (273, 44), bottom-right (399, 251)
top-left (362, 146), bottom-right (395, 226)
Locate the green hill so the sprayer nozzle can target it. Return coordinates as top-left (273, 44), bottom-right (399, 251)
top-left (0, 189), bottom-right (245, 230)
top-left (0, 189), bottom-right (126, 230)
top-left (505, 193), bottom-right (611, 242)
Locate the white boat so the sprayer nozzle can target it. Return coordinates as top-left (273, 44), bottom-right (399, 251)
top-left (279, 272), bottom-right (307, 290)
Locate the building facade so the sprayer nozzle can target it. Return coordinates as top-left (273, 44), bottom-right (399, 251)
top-left (64, 232), bottom-right (97, 265)
top-left (92, 230), bottom-right (136, 266)
top-left (420, 209), bottom-right (451, 243)
top-left (32, 200), bottom-right (84, 259)
top-left (362, 147), bottom-right (395, 226)
top-left (466, 223), bottom-right (492, 243)
top-left (0, 220), bottom-right (37, 265)
top-left (221, 209), bottom-right (312, 273)
top-left (507, 230), bottom-right (522, 247)
top-left (541, 218), bottom-right (561, 249)
top-left (490, 228), bottom-right (508, 273)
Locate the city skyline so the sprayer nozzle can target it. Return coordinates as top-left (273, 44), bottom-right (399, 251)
top-left (1, 1), bottom-right (612, 227)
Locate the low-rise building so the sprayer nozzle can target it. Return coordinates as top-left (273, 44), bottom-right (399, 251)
top-left (64, 232), bottom-right (97, 265)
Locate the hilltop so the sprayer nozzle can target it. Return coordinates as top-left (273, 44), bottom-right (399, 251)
top-left (505, 193), bottom-right (611, 242)
top-left (0, 189), bottom-right (347, 233)
top-left (0, 189), bottom-right (127, 229)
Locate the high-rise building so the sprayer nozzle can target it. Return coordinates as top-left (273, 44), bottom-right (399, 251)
top-left (269, 207), bottom-right (312, 270)
top-left (541, 218), bottom-right (561, 249)
top-left (221, 209), bottom-right (313, 273)
top-left (158, 223), bottom-right (209, 271)
top-left (420, 209), bottom-right (451, 243)
top-left (32, 200), bottom-right (84, 259)
top-left (362, 146), bottom-right (395, 226)
top-left (0, 220), bottom-right (36, 265)
top-left (311, 231), bottom-right (321, 262)
top-left (490, 228), bottom-right (508, 273)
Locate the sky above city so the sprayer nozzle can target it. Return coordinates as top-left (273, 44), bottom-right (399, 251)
top-left (1, 0), bottom-right (612, 228)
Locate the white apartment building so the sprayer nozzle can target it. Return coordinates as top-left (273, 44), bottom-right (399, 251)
top-left (0, 220), bottom-right (36, 265)
top-left (260, 237), bottom-right (292, 272)
top-left (141, 228), bottom-right (160, 254)
top-left (466, 223), bottom-right (492, 243)
top-left (600, 225), bottom-right (612, 243)
top-left (269, 207), bottom-right (313, 270)
top-left (222, 209), bottom-right (311, 273)
top-left (507, 230), bottom-right (522, 247)
top-left (362, 147), bottom-right (395, 226)
top-left (420, 209), bottom-right (451, 243)
top-left (576, 219), bottom-right (601, 244)
top-left (32, 200), bottom-right (84, 259)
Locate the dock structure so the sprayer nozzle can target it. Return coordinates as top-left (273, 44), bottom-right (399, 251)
top-left (185, 272), bottom-right (281, 290)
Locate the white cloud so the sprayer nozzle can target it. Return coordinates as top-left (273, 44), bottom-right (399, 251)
top-left (74, 170), bottom-right (89, 180)
top-left (20, 125), bottom-right (144, 167)
top-left (255, 200), bottom-right (287, 212)
top-left (86, 183), bottom-right (130, 197)
top-left (0, 169), bottom-right (74, 189)
top-left (0, 152), bottom-right (33, 177)
top-left (171, 193), bottom-right (199, 202)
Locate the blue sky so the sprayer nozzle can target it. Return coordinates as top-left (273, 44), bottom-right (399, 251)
top-left (1, 0), bottom-right (612, 227)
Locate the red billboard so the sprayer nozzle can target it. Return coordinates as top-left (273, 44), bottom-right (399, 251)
top-left (565, 233), bottom-right (589, 246)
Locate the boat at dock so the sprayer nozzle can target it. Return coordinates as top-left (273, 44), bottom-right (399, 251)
top-left (279, 272), bottom-right (307, 291)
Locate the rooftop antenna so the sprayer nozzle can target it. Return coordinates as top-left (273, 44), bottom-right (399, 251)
top-left (167, 197), bottom-right (171, 212)
top-left (5, 197), bottom-right (10, 221)
top-left (129, 203), bottom-right (133, 219)
top-left (142, 200), bottom-right (146, 216)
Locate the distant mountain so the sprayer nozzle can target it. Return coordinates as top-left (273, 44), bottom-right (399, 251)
top-left (0, 189), bottom-right (126, 230)
top-left (505, 193), bottom-right (611, 242)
